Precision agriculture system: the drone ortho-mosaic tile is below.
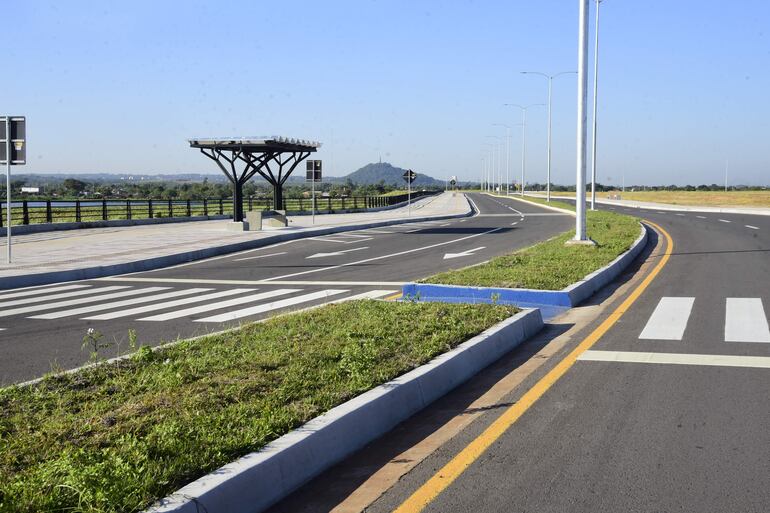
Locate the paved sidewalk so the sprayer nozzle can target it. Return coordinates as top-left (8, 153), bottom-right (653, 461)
top-left (524, 192), bottom-right (770, 216)
top-left (0, 192), bottom-right (470, 287)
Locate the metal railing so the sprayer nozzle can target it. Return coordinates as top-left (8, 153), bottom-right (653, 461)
top-left (0, 190), bottom-right (438, 227)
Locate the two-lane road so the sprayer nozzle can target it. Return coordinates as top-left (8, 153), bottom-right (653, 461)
top-left (365, 196), bottom-right (770, 513)
top-left (0, 193), bottom-right (572, 384)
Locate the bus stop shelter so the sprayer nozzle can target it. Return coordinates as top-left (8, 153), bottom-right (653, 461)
top-left (188, 136), bottom-right (321, 222)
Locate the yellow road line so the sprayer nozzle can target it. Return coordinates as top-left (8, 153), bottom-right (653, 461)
top-left (394, 220), bottom-right (673, 512)
top-left (385, 292), bottom-right (403, 301)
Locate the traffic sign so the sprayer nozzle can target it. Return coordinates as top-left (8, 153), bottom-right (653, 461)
top-left (306, 160), bottom-right (322, 182)
top-left (402, 169), bottom-right (416, 184)
top-left (0, 116), bottom-right (26, 165)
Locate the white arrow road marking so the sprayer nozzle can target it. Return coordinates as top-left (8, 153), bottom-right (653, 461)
top-left (443, 246), bottom-right (486, 260)
top-left (307, 247), bottom-right (370, 259)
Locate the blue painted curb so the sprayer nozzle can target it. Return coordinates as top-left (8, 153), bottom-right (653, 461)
top-left (403, 223), bottom-right (648, 316)
top-left (401, 283), bottom-right (571, 307)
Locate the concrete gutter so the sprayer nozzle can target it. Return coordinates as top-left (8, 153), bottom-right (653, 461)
top-left (402, 223), bottom-right (648, 318)
top-left (0, 198), bottom-right (475, 290)
top-left (145, 308), bottom-right (543, 513)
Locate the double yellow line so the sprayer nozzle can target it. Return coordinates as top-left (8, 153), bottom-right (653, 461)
top-left (395, 221), bottom-right (673, 512)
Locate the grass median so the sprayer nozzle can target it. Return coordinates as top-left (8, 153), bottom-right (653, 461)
top-left (424, 196), bottom-right (641, 290)
top-left (0, 300), bottom-right (517, 513)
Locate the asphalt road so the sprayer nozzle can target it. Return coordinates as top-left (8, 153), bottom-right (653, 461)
top-left (0, 193), bottom-right (572, 384)
top-left (365, 199), bottom-right (770, 512)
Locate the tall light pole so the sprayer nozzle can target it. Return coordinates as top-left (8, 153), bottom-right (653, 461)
top-left (483, 142), bottom-right (495, 192)
top-left (486, 135), bottom-right (503, 193)
top-left (493, 124), bottom-right (511, 195)
top-left (590, 0), bottom-right (604, 210)
top-left (572, 0), bottom-right (591, 243)
top-left (521, 71), bottom-right (577, 202)
top-left (504, 103), bottom-right (544, 196)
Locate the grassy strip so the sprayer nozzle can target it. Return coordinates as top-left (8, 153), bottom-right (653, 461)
top-left (423, 196), bottom-right (640, 290)
top-left (0, 300), bottom-right (517, 513)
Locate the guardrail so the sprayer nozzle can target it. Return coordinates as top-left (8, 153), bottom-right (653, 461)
top-left (0, 190), bottom-right (438, 227)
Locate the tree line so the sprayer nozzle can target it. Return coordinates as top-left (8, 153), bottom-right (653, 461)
top-left (0, 177), bottom-right (440, 201)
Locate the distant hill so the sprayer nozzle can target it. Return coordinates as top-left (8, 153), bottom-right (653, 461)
top-left (340, 162), bottom-right (442, 187)
top-left (7, 162), bottom-right (445, 187)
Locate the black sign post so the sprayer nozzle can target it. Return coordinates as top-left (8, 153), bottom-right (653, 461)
top-left (402, 169), bottom-right (416, 216)
top-left (306, 160), bottom-right (322, 224)
top-left (1, 116), bottom-right (26, 263)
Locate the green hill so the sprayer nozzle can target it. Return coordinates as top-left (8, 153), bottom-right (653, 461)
top-left (342, 162), bottom-right (442, 187)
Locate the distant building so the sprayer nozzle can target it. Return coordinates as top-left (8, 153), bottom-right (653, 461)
top-left (20, 187), bottom-right (40, 194)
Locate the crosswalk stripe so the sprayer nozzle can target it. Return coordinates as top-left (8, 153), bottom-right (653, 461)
top-left (0, 286), bottom-right (130, 308)
top-left (195, 289), bottom-right (349, 323)
top-left (81, 289), bottom-right (256, 320)
top-left (29, 288), bottom-right (213, 320)
top-left (138, 289), bottom-right (300, 321)
top-left (0, 284), bottom-right (92, 301)
top-left (0, 286), bottom-right (131, 309)
top-left (0, 287), bottom-right (168, 318)
top-left (725, 298), bottom-right (770, 343)
top-left (639, 297), bottom-right (695, 340)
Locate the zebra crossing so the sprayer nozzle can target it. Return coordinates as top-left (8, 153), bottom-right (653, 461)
top-left (638, 296), bottom-right (770, 343)
top-left (0, 284), bottom-right (397, 324)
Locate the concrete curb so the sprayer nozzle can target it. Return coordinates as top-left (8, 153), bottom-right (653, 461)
top-left (145, 308), bottom-right (544, 513)
top-left (0, 198), bottom-right (475, 290)
top-left (402, 223), bottom-right (648, 314)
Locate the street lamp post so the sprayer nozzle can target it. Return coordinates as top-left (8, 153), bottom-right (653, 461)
top-left (486, 135), bottom-right (503, 193)
top-left (572, 0), bottom-right (592, 243)
top-left (483, 142), bottom-right (495, 192)
top-left (504, 103), bottom-right (544, 196)
top-left (493, 124), bottom-right (511, 195)
top-left (590, 0), bottom-right (604, 210)
top-left (521, 71), bottom-right (577, 202)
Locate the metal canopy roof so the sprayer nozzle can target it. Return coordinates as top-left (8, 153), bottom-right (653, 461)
top-left (188, 136), bottom-right (321, 152)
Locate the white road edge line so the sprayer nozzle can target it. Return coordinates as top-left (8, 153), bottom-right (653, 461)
top-left (233, 252), bottom-right (288, 262)
top-left (578, 350), bottom-right (770, 369)
top-left (96, 278), bottom-right (407, 286)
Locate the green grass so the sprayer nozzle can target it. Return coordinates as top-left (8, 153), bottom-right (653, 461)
top-left (424, 196), bottom-right (640, 290)
top-left (0, 300), bottom-right (517, 513)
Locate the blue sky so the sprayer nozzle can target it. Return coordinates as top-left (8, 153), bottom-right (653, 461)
top-left (5, 0), bottom-right (769, 185)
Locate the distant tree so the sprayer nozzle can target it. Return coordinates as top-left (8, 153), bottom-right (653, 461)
top-left (63, 178), bottom-right (89, 195)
